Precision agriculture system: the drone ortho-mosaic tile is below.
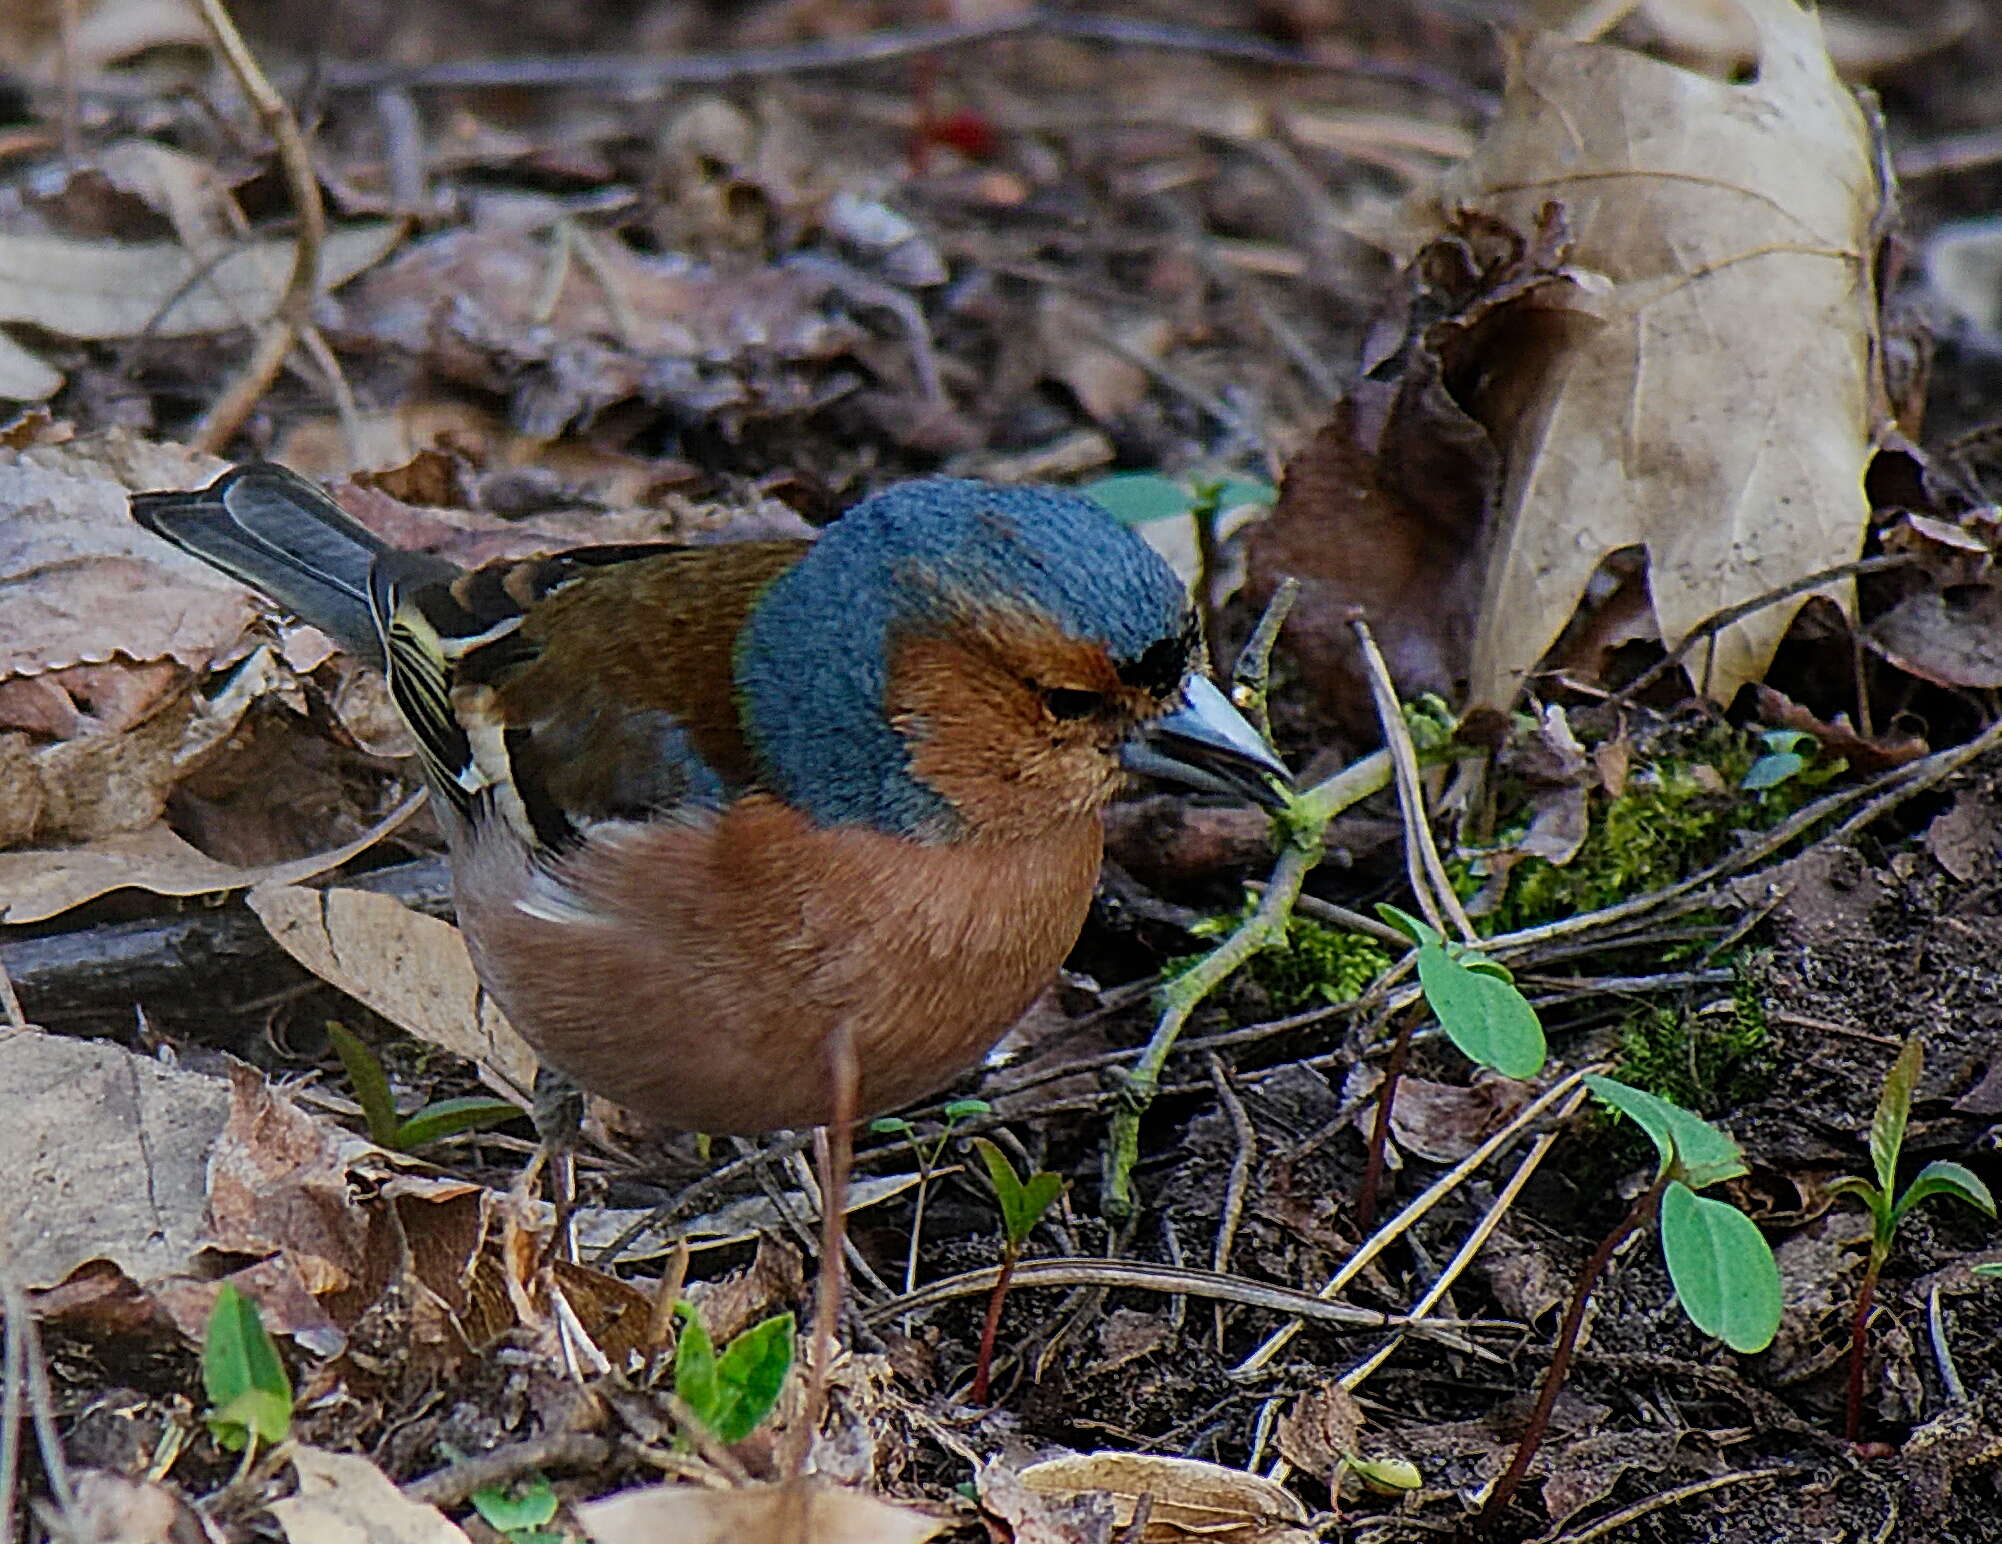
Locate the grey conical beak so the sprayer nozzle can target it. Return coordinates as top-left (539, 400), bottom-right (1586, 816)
top-left (1123, 675), bottom-right (1292, 810)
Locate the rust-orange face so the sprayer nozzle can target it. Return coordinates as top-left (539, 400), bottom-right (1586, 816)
top-left (736, 479), bottom-right (1288, 842)
top-left (885, 604), bottom-right (1197, 840)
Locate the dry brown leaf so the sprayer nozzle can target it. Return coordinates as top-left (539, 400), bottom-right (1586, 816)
top-left (577, 1480), bottom-right (944, 1544)
top-left (3, 1030), bottom-right (231, 1289)
top-left (0, 794), bottom-right (420, 923)
top-left (66, 1471), bottom-right (223, 1544)
top-left (1411, 0), bottom-right (1878, 710)
top-left (270, 1447), bottom-right (473, 1544)
top-left (1247, 206), bottom-right (1590, 741)
top-left (1635, 0), bottom-right (1976, 77)
top-left (1010, 1454), bottom-right (1314, 1543)
top-left (1345, 1069), bottom-right (1534, 1164)
top-left (1866, 584), bottom-right (2002, 689)
top-left (1274, 1385), bottom-right (1365, 1482)
top-left (0, 433), bottom-right (243, 677)
top-left (248, 882), bottom-right (540, 1094)
top-left (0, 224), bottom-right (400, 399)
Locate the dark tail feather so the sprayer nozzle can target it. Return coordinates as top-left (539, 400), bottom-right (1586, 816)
top-left (132, 463), bottom-right (391, 667)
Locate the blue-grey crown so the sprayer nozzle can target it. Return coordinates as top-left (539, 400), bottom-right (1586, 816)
top-left (735, 479), bottom-right (1188, 837)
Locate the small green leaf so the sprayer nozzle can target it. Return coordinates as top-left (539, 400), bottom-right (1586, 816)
top-left (1894, 1160), bottom-right (1997, 1226)
top-left (672, 1304), bottom-right (795, 1444)
top-left (1583, 1075), bottom-right (1747, 1189)
top-left (202, 1283), bottom-right (293, 1450)
top-left (868, 1116), bottom-right (913, 1135)
top-left (1828, 1174), bottom-right (1895, 1242)
top-left (1213, 475), bottom-right (1278, 511)
top-left (1872, 1037), bottom-right (1923, 1198)
top-left (1081, 473), bottom-right (1197, 525)
top-left (672, 1301), bottom-right (719, 1427)
top-left (1741, 752), bottom-right (1805, 790)
top-left (1373, 903), bottom-right (1435, 948)
top-left (327, 1022), bottom-right (401, 1147)
top-left (390, 1096), bottom-right (521, 1152)
top-left (705, 1312), bottom-right (796, 1443)
top-left (1659, 1181), bottom-right (1782, 1353)
top-left (470, 1476), bottom-right (559, 1532)
top-left (1414, 935), bottom-right (1545, 1079)
top-left (972, 1137), bottom-right (1062, 1248)
top-left (1974, 1262), bottom-right (2002, 1277)
top-left (943, 1098), bottom-right (993, 1123)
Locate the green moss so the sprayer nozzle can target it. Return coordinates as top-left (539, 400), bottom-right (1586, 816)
top-left (1473, 725), bottom-right (1829, 936)
top-left (1610, 956), bottom-right (1774, 1116)
top-left (1169, 898), bottom-right (1392, 1013)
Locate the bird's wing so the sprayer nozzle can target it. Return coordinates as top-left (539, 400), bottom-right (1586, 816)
top-left (378, 540), bottom-right (811, 852)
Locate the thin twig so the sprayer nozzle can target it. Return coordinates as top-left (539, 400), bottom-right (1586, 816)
top-left (867, 1258), bottom-right (1508, 1350)
top-left (1208, 1054), bottom-right (1256, 1352)
top-left (1353, 617), bottom-right (1475, 942)
top-left (1535, 1467), bottom-right (1800, 1544)
top-left (1231, 1066), bottom-right (1598, 1378)
top-left (301, 12), bottom-right (1492, 110)
top-left (1231, 577), bottom-right (1298, 744)
top-left (191, 0), bottom-right (325, 453)
top-left (1606, 553), bottom-right (1913, 711)
top-left (1, 1275), bottom-right (75, 1529)
top-left (1343, 1084), bottom-right (1592, 1391)
top-left (794, 1023), bottom-right (858, 1479)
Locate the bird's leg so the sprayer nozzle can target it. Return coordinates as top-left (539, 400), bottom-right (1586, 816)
top-left (530, 1065), bottom-right (585, 1263)
top-left (792, 1021), bottom-right (859, 1479)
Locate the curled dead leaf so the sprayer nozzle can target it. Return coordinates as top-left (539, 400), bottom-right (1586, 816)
top-left (1423, 0), bottom-right (1879, 711)
top-left (1008, 1453), bottom-right (1313, 1543)
top-left (578, 1479), bottom-right (943, 1544)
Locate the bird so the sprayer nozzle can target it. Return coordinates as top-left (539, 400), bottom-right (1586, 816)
top-left (133, 465), bottom-right (1290, 1134)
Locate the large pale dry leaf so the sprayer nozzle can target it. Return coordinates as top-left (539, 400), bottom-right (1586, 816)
top-left (0, 794), bottom-right (421, 923)
top-left (1010, 1454), bottom-right (1314, 1543)
top-left (578, 1480), bottom-right (944, 1544)
top-left (1412, 0), bottom-right (1878, 709)
top-left (270, 1448), bottom-right (472, 1544)
top-left (0, 433), bottom-right (244, 676)
top-left (2, 1030), bottom-right (231, 1288)
top-left (249, 882), bottom-right (539, 1093)
top-left (0, 223), bottom-right (400, 399)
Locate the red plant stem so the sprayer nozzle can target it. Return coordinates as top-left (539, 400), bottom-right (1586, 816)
top-left (1354, 1011), bottom-right (1416, 1236)
top-left (1844, 1248), bottom-right (1886, 1443)
top-left (970, 1247), bottom-right (1018, 1405)
top-left (1477, 1166), bottom-right (1672, 1532)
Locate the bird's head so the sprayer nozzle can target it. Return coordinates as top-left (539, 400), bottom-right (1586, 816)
top-left (736, 479), bottom-right (1288, 841)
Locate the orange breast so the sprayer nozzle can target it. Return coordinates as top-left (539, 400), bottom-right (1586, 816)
top-left (452, 796), bottom-right (1102, 1132)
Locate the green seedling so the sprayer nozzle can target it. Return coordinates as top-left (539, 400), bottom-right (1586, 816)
top-left (1479, 1076), bottom-right (1779, 1531)
top-left (1358, 906), bottom-right (1547, 1233)
top-left (470, 1474), bottom-right (564, 1544)
top-left (1376, 906), bottom-right (1546, 1078)
top-left (327, 1022), bottom-right (520, 1153)
top-left (968, 1137), bottom-right (1063, 1404)
top-left (1741, 726), bottom-right (1843, 793)
top-left (203, 1283), bottom-right (292, 1459)
top-left (1829, 1035), bottom-right (1994, 1442)
top-left (870, 1097), bottom-right (992, 1299)
top-left (671, 1302), bottom-right (795, 1444)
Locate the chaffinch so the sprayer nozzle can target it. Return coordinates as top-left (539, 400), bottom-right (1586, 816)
top-left (134, 466), bottom-right (1289, 1133)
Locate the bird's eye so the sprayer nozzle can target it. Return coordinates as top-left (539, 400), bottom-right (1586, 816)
top-left (1043, 687), bottom-right (1104, 720)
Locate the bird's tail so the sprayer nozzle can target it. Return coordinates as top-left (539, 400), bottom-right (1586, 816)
top-left (132, 462), bottom-right (391, 667)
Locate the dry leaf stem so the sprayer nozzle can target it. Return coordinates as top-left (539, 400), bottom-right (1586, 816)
top-left (1477, 1165), bottom-right (1672, 1532)
top-left (191, 0), bottom-right (326, 454)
